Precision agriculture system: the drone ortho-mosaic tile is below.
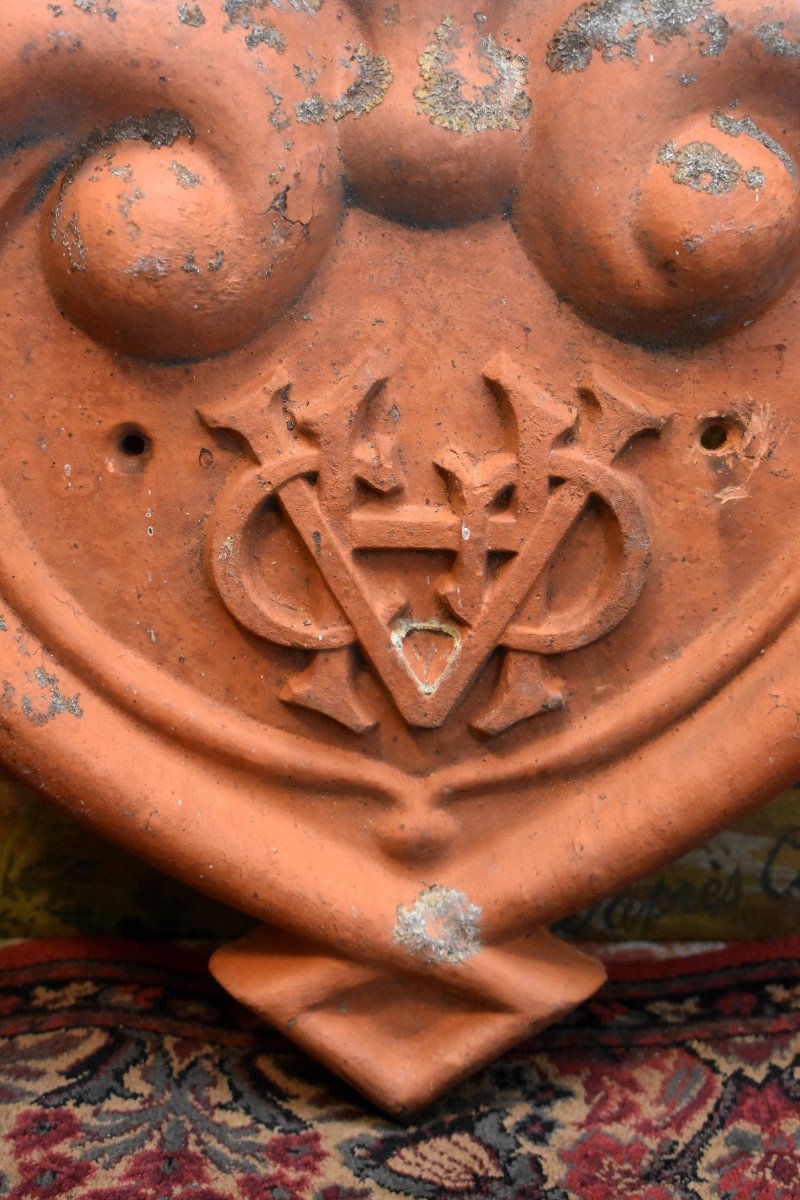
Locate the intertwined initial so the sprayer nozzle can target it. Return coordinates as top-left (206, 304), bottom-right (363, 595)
top-left (200, 353), bottom-right (665, 735)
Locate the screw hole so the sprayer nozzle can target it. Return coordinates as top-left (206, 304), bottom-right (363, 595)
top-left (699, 423), bottom-right (729, 452)
top-left (109, 424), bottom-right (152, 474)
top-left (119, 429), bottom-right (149, 457)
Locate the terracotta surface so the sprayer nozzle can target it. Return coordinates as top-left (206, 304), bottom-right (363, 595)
top-left (4, 770), bottom-right (800, 942)
top-left (2, 0), bottom-right (800, 1114)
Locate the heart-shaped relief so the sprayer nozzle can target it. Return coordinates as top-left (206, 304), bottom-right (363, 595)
top-left (2, 0), bottom-right (800, 1114)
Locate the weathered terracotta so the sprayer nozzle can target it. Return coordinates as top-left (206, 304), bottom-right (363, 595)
top-left (2, 0), bottom-right (800, 1115)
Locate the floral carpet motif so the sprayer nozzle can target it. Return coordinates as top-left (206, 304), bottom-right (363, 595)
top-left (0, 938), bottom-right (798, 1198)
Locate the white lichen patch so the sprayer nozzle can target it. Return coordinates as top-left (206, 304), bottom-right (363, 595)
top-left (21, 668), bottom-right (83, 727)
top-left (170, 159), bottom-right (204, 188)
top-left (218, 533), bottom-right (235, 562)
top-left (393, 885), bottom-right (482, 965)
top-left (330, 45), bottom-right (393, 121)
top-left (415, 16), bottom-right (531, 135)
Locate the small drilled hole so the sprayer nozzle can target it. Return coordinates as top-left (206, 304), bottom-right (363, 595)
top-left (119, 430), bottom-right (149, 457)
top-left (700, 423), bottom-right (729, 451)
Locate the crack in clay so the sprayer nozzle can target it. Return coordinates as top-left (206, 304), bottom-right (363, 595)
top-left (415, 16), bottom-right (531, 134)
top-left (266, 184), bottom-right (313, 231)
top-left (393, 885), bottom-right (482, 965)
top-left (21, 668), bottom-right (83, 727)
top-left (710, 110), bottom-right (796, 179)
top-left (330, 44), bottom-right (393, 120)
top-left (546, 0), bottom-right (730, 74)
top-left (658, 139), bottom-right (764, 193)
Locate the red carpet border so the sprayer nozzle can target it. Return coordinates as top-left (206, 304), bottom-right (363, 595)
top-left (0, 937), bottom-right (798, 1198)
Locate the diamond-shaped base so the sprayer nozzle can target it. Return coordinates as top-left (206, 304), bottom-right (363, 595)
top-left (210, 924), bottom-right (605, 1116)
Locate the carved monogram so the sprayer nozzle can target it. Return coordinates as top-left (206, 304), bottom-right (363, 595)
top-left (0, 0), bottom-right (798, 1116)
top-left (201, 355), bottom-right (665, 734)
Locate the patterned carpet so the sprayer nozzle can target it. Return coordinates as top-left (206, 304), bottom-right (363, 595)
top-left (0, 938), bottom-right (798, 1199)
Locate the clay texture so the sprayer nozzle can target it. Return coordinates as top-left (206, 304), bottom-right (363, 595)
top-left (1, 0), bottom-right (800, 1114)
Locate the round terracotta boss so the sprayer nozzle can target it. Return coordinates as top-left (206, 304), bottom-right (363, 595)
top-left (339, 7), bottom-right (529, 226)
top-left (42, 138), bottom-right (339, 361)
top-left (633, 114), bottom-right (800, 337)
